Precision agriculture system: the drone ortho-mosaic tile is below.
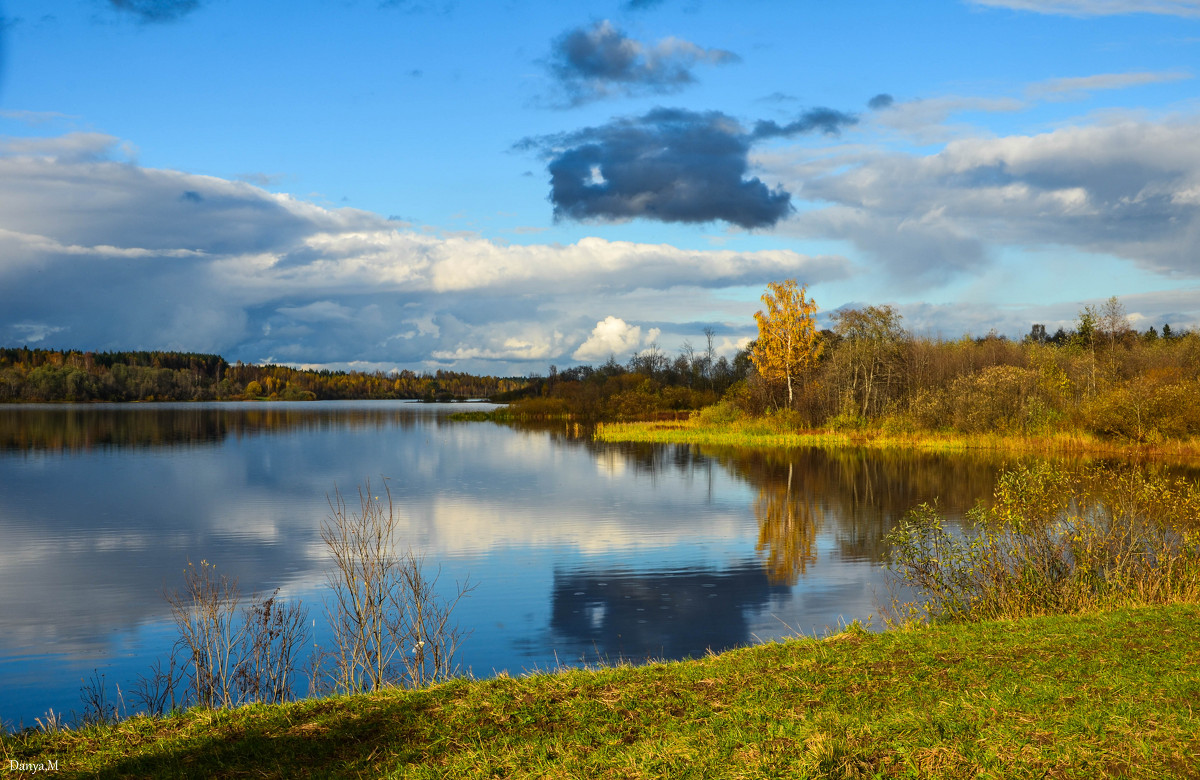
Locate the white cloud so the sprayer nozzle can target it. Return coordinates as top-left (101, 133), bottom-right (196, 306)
top-left (573, 316), bottom-right (661, 361)
top-left (775, 114), bottom-right (1200, 285)
top-left (275, 301), bottom-right (356, 322)
top-left (969, 0), bottom-right (1200, 16)
top-left (0, 132), bottom-right (850, 369)
top-left (1028, 71), bottom-right (1193, 100)
top-left (872, 96), bottom-right (1027, 142)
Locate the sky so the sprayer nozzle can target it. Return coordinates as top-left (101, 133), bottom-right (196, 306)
top-left (1, 0), bottom-right (1198, 375)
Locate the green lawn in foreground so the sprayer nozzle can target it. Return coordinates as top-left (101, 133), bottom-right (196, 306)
top-left (4, 605), bottom-right (1198, 779)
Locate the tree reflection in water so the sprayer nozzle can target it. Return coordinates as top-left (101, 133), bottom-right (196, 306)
top-left (707, 445), bottom-right (1018, 582)
top-left (754, 461), bottom-right (822, 585)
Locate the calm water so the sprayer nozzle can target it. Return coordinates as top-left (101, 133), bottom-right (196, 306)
top-left (1, 401), bottom-right (1017, 727)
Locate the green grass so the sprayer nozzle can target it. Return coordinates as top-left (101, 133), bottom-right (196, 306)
top-left (595, 419), bottom-right (1200, 460)
top-left (4, 605), bottom-right (1198, 778)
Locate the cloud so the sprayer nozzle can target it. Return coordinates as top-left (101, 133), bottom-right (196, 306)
top-left (107, 0), bottom-right (204, 23)
top-left (1027, 70), bottom-right (1193, 99)
top-left (750, 108), bottom-right (858, 140)
top-left (8, 322), bottom-right (66, 344)
top-left (871, 95), bottom-right (1027, 143)
top-left (0, 109), bottom-right (76, 125)
top-left (0, 132), bottom-right (849, 369)
top-left (546, 20), bottom-right (739, 106)
top-left (522, 107), bottom-right (857, 228)
top-left (968, 0), bottom-right (1200, 16)
top-left (886, 288), bottom-right (1200, 339)
top-left (236, 172), bottom-right (286, 187)
top-left (867, 93), bottom-right (895, 110)
top-left (573, 316), bottom-right (661, 361)
top-left (774, 115), bottom-right (1200, 285)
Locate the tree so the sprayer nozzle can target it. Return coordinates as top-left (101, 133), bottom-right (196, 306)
top-left (1098, 295), bottom-right (1130, 372)
top-left (829, 305), bottom-right (907, 418)
top-left (751, 279), bottom-right (823, 407)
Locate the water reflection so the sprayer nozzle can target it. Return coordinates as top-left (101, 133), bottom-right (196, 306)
top-left (0, 403), bottom-right (1037, 727)
top-left (0, 401), bottom-right (447, 452)
top-left (709, 446), bottom-right (1015, 573)
top-left (549, 562), bottom-right (789, 660)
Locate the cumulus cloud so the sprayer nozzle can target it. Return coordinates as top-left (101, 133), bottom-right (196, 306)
top-left (968, 0), bottom-right (1200, 16)
top-left (108, 0), bottom-right (204, 23)
top-left (521, 106), bottom-right (858, 228)
top-left (775, 115), bottom-right (1200, 285)
top-left (0, 132), bottom-right (849, 369)
top-left (573, 316), bottom-right (661, 361)
top-left (547, 20), bottom-right (739, 106)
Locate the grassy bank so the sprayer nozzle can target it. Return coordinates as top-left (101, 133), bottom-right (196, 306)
top-left (595, 418), bottom-right (1200, 460)
top-left (4, 605), bottom-right (1198, 778)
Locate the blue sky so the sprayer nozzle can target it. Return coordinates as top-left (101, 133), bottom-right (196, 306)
top-left (1, 0), bottom-right (1198, 373)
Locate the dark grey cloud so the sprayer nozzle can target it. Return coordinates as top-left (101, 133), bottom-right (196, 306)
top-left (522, 105), bottom-right (861, 228)
top-left (625, 0), bottom-right (668, 8)
top-left (528, 108), bottom-right (788, 228)
top-left (868, 93), bottom-right (895, 110)
top-left (547, 20), bottom-right (739, 106)
top-left (750, 108), bottom-right (857, 140)
top-left (108, 0), bottom-right (202, 23)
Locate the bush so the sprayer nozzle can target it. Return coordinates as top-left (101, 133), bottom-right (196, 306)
top-left (886, 464), bottom-right (1200, 624)
top-left (317, 479), bottom-right (472, 693)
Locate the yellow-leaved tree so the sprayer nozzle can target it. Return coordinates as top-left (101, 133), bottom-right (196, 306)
top-left (751, 279), bottom-right (822, 407)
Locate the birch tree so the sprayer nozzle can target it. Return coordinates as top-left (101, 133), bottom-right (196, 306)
top-left (751, 279), bottom-right (822, 407)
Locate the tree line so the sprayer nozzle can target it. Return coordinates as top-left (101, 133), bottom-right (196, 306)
top-left (742, 282), bottom-right (1200, 442)
top-left (503, 282), bottom-right (1199, 441)
top-left (497, 328), bottom-right (754, 421)
top-left (0, 348), bottom-right (528, 403)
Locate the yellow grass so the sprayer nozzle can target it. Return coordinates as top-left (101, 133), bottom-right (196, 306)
top-left (594, 418), bottom-right (1200, 460)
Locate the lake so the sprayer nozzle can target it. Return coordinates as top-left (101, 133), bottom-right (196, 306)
top-left (1, 401), bottom-right (1016, 727)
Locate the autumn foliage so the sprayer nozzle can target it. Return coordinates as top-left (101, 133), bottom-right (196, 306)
top-left (0, 348), bottom-right (527, 403)
top-left (750, 279), bottom-right (822, 407)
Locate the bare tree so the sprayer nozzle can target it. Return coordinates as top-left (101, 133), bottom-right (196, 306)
top-left (1098, 295), bottom-right (1130, 373)
top-left (234, 590), bottom-right (309, 705)
top-left (168, 560), bottom-right (246, 709)
top-left (129, 653), bottom-right (184, 717)
top-left (167, 560), bottom-right (309, 709)
top-left (320, 479), bottom-right (472, 693)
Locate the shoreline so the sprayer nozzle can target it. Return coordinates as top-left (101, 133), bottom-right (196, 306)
top-left (5, 604), bottom-right (1197, 778)
top-left (594, 419), bottom-right (1200, 461)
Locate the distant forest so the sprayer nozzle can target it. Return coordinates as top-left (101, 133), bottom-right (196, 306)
top-left (0, 348), bottom-right (527, 403)
top-left (6, 295), bottom-right (1199, 444)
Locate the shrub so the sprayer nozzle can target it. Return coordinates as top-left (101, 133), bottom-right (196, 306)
top-left (886, 464), bottom-right (1200, 623)
top-left (317, 479), bottom-right (472, 693)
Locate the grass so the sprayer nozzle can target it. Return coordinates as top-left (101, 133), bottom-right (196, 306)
top-left (594, 418), bottom-right (1200, 460)
top-left (3, 605), bottom-right (1198, 778)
